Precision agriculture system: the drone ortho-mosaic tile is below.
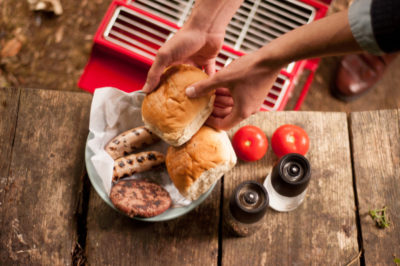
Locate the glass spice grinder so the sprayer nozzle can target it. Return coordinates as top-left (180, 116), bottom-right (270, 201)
top-left (264, 153), bottom-right (311, 212)
top-left (224, 180), bottom-right (269, 237)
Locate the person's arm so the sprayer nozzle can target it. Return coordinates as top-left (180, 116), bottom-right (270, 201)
top-left (369, 0), bottom-right (400, 53)
top-left (187, 10), bottom-right (364, 130)
top-left (263, 10), bottom-right (361, 64)
top-left (187, 0), bottom-right (243, 34)
top-left (142, 0), bottom-right (243, 93)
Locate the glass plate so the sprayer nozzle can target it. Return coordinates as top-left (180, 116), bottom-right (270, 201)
top-left (85, 132), bottom-right (216, 222)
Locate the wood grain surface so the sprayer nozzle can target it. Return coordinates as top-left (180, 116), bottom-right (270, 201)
top-left (4, 87), bottom-right (397, 265)
top-left (223, 111), bottom-right (359, 265)
top-left (85, 182), bottom-right (221, 266)
top-left (350, 109), bottom-right (400, 265)
top-left (0, 88), bottom-right (92, 265)
top-left (0, 88), bottom-right (20, 229)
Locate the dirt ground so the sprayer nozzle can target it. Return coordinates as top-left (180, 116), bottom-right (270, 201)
top-left (0, 0), bottom-right (399, 113)
top-left (0, 0), bottom-right (109, 91)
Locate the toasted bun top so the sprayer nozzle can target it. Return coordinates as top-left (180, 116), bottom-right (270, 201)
top-left (141, 64), bottom-right (213, 137)
top-left (166, 126), bottom-right (233, 194)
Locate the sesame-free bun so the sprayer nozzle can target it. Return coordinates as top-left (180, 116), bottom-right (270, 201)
top-left (166, 126), bottom-right (237, 201)
top-left (141, 64), bottom-right (215, 146)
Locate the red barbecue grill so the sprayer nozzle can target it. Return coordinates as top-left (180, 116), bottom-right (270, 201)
top-left (78, 0), bottom-right (328, 111)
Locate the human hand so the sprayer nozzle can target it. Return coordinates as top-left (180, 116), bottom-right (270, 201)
top-left (185, 51), bottom-right (284, 130)
top-left (142, 27), bottom-right (224, 93)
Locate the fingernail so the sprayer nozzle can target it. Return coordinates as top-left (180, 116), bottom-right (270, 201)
top-left (142, 83), bottom-right (149, 93)
top-left (186, 86), bottom-right (195, 97)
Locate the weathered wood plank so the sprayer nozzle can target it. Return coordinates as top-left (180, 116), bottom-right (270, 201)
top-left (223, 111), bottom-right (359, 265)
top-left (0, 88), bottom-right (20, 219)
top-left (0, 88), bottom-right (92, 265)
top-left (86, 182), bottom-right (220, 266)
top-left (350, 109), bottom-right (400, 265)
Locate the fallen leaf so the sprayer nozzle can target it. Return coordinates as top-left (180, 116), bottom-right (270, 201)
top-left (1, 38), bottom-right (22, 58)
top-left (0, 70), bottom-right (9, 87)
top-left (55, 26), bottom-right (64, 43)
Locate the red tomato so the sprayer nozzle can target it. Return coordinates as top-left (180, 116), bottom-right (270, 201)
top-left (232, 125), bottom-right (268, 162)
top-left (271, 124), bottom-right (309, 157)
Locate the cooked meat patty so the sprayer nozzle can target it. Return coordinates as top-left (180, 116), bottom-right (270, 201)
top-left (110, 179), bottom-right (172, 218)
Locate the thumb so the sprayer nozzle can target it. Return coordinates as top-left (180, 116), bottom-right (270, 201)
top-left (186, 75), bottom-right (224, 98)
top-left (142, 53), bottom-right (170, 93)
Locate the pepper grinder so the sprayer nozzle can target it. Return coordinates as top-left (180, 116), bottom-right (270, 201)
top-left (224, 180), bottom-right (269, 237)
top-left (264, 153), bottom-right (311, 212)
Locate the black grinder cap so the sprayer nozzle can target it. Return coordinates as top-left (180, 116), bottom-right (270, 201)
top-left (271, 153), bottom-right (311, 197)
top-left (229, 181), bottom-right (269, 224)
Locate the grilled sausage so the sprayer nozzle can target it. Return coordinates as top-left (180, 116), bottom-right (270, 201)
top-left (105, 126), bottom-right (160, 160)
top-left (112, 151), bottom-right (165, 182)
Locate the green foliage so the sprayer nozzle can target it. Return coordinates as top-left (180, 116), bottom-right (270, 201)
top-left (369, 206), bottom-right (390, 229)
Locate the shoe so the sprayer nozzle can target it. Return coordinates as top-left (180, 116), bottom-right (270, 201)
top-left (331, 53), bottom-right (397, 102)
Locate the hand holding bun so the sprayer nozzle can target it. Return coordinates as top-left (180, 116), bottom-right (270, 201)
top-left (166, 126), bottom-right (237, 201)
top-left (141, 64), bottom-right (215, 146)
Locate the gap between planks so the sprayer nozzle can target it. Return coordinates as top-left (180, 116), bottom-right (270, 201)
top-left (72, 169), bottom-right (91, 266)
top-left (347, 113), bottom-right (365, 266)
top-left (1, 88), bottom-right (21, 237)
top-left (0, 88), bottom-right (92, 266)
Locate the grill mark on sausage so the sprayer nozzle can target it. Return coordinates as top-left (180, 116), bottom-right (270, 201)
top-left (121, 173), bottom-right (130, 179)
top-left (147, 153), bottom-right (156, 160)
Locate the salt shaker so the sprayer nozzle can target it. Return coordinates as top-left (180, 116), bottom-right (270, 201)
top-left (264, 153), bottom-right (311, 212)
top-left (224, 180), bottom-right (269, 237)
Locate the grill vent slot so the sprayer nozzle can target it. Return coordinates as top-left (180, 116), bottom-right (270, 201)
top-left (130, 0), bottom-right (316, 53)
top-left (104, 7), bottom-right (238, 67)
top-left (104, 8), bottom-right (176, 61)
top-left (131, 0), bottom-right (194, 26)
top-left (262, 74), bottom-right (290, 111)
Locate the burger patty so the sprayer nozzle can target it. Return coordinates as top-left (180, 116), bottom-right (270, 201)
top-left (110, 179), bottom-right (172, 218)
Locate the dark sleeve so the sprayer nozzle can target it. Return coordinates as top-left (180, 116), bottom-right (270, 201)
top-left (371, 0), bottom-right (400, 53)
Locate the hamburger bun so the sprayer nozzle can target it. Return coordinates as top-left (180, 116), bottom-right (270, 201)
top-left (141, 64), bottom-right (215, 146)
top-left (166, 126), bottom-right (237, 201)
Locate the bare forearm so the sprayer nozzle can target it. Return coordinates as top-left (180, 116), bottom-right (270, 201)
top-left (257, 10), bottom-right (362, 68)
top-left (186, 0), bottom-right (243, 33)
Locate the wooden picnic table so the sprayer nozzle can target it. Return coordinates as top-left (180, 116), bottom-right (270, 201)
top-left (0, 87), bottom-right (399, 265)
